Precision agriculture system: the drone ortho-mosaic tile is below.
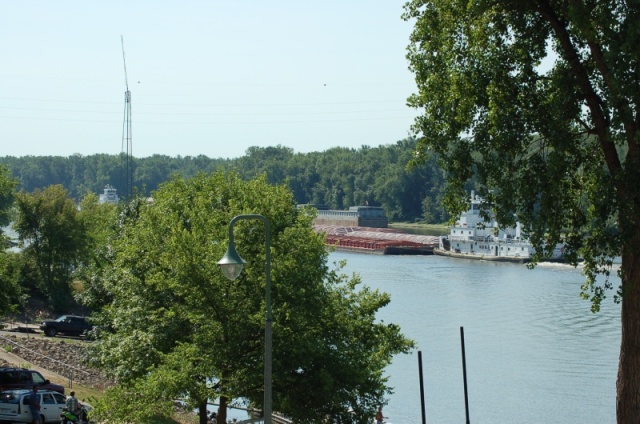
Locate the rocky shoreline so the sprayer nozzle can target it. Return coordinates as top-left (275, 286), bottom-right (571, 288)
top-left (0, 334), bottom-right (112, 389)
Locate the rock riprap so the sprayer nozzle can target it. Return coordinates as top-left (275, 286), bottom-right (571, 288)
top-left (0, 335), bottom-right (111, 389)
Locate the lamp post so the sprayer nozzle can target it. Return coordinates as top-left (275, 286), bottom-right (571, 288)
top-left (217, 214), bottom-right (272, 424)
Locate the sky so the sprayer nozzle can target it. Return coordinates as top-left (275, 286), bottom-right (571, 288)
top-left (1, 1), bottom-right (419, 159)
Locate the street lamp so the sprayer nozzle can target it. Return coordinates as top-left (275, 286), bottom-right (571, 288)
top-left (217, 214), bottom-right (272, 424)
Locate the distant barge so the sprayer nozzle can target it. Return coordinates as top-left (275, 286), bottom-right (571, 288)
top-left (306, 205), bottom-right (438, 255)
top-left (315, 225), bottom-right (438, 255)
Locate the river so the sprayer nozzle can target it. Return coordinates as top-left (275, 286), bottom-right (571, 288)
top-left (329, 251), bottom-right (620, 424)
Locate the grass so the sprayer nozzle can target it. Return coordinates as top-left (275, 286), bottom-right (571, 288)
top-left (44, 372), bottom-right (195, 423)
top-left (389, 221), bottom-right (448, 235)
top-left (44, 373), bottom-right (191, 424)
top-left (0, 336), bottom-right (191, 423)
top-left (390, 221), bottom-right (447, 230)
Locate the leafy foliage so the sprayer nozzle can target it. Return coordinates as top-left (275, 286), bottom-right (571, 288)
top-left (13, 185), bottom-right (87, 311)
top-left (0, 165), bottom-right (22, 315)
top-left (404, 1), bottom-right (640, 421)
top-left (0, 252), bottom-right (24, 316)
top-left (404, 0), bottom-right (639, 302)
top-left (84, 172), bottom-right (413, 424)
top-left (0, 165), bottom-right (17, 229)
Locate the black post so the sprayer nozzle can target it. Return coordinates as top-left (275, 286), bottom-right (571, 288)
top-left (460, 326), bottom-right (470, 424)
top-left (418, 351), bottom-right (427, 424)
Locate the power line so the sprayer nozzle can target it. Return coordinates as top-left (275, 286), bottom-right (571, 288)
top-left (0, 105), bottom-right (409, 116)
top-left (0, 96), bottom-right (407, 107)
top-left (0, 114), bottom-right (416, 124)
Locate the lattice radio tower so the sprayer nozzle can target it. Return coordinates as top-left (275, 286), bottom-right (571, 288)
top-left (121, 35), bottom-right (133, 199)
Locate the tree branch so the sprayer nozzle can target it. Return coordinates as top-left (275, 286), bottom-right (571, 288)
top-left (586, 39), bottom-right (638, 154)
top-left (534, 0), bottom-right (622, 177)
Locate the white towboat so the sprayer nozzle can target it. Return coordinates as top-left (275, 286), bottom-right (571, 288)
top-left (434, 192), bottom-right (564, 263)
top-left (99, 184), bottom-right (119, 204)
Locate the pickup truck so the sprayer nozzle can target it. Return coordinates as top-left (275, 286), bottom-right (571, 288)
top-left (39, 315), bottom-right (92, 337)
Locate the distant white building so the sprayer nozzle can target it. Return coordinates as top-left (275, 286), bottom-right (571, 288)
top-left (99, 185), bottom-right (119, 204)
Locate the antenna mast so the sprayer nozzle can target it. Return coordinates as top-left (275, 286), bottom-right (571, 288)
top-left (121, 35), bottom-right (133, 199)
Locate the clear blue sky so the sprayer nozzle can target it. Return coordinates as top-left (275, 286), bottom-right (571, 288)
top-left (1, 1), bottom-right (418, 159)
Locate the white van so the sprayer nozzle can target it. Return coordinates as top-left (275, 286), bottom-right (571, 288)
top-left (0, 389), bottom-right (67, 423)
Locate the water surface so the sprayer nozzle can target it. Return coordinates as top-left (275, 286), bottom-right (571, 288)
top-left (330, 252), bottom-right (619, 424)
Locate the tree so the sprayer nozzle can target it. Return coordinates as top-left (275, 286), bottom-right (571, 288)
top-left (0, 165), bottom-right (21, 315)
top-left (0, 252), bottom-right (23, 316)
top-left (404, 1), bottom-right (640, 422)
top-left (0, 165), bottom-right (17, 230)
top-left (85, 172), bottom-right (413, 424)
top-left (77, 192), bottom-right (117, 255)
top-left (13, 184), bottom-right (87, 311)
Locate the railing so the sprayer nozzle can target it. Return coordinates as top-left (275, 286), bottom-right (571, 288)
top-left (317, 210), bottom-right (359, 217)
top-left (235, 413), bottom-right (292, 424)
top-left (199, 402), bottom-right (293, 424)
top-left (448, 234), bottom-right (530, 245)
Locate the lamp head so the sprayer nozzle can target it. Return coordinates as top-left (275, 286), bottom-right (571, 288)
top-left (217, 243), bottom-right (246, 280)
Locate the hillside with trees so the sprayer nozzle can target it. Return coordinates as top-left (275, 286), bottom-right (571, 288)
top-left (0, 138), bottom-right (450, 224)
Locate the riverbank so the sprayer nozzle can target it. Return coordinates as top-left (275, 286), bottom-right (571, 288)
top-left (0, 331), bottom-right (107, 403)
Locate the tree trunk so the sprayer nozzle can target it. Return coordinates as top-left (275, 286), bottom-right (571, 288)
top-left (217, 395), bottom-right (228, 424)
top-left (617, 233), bottom-right (640, 423)
top-left (198, 400), bottom-right (208, 424)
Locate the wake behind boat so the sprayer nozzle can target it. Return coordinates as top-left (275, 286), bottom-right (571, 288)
top-left (434, 192), bottom-right (564, 263)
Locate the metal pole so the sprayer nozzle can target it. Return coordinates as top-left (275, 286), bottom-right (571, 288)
top-left (226, 214), bottom-right (272, 424)
top-left (263, 217), bottom-right (272, 424)
top-left (460, 327), bottom-right (470, 424)
top-left (418, 351), bottom-right (426, 424)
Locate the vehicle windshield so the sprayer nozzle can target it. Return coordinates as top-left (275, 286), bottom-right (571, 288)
top-left (55, 316), bottom-right (68, 322)
top-left (31, 372), bottom-right (46, 384)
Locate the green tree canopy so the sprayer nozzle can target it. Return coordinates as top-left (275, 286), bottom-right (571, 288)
top-left (0, 165), bottom-right (17, 230)
top-left (85, 172), bottom-right (413, 424)
top-left (77, 192), bottom-right (117, 261)
top-left (1, 140), bottom-right (449, 224)
top-left (404, 1), bottom-right (640, 422)
top-left (0, 165), bottom-right (21, 316)
top-left (13, 184), bottom-right (87, 311)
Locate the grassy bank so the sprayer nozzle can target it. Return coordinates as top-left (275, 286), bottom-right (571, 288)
top-left (389, 222), bottom-right (448, 235)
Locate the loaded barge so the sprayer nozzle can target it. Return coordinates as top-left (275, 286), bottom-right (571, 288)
top-left (317, 225), bottom-right (438, 255)
top-left (308, 205), bottom-right (438, 255)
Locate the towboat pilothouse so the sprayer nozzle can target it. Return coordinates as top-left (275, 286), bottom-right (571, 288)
top-left (99, 184), bottom-right (119, 204)
top-left (434, 192), bottom-right (564, 263)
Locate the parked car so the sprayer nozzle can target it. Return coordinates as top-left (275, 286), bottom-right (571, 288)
top-left (0, 367), bottom-right (64, 394)
top-left (0, 388), bottom-right (68, 423)
top-left (39, 315), bottom-right (92, 337)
